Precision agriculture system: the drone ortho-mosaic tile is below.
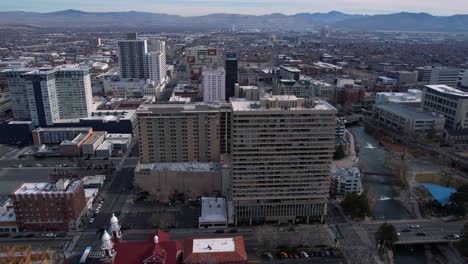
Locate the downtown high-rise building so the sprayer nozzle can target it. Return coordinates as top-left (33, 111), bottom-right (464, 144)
top-left (225, 53), bottom-right (238, 101)
top-left (4, 66), bottom-right (93, 126)
top-left (117, 33), bottom-right (167, 84)
top-left (137, 104), bottom-right (222, 163)
top-left (203, 68), bottom-right (226, 103)
top-left (229, 96), bottom-right (337, 224)
top-left (117, 35), bottom-right (148, 79)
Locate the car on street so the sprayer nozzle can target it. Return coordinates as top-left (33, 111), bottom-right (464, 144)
top-left (446, 234), bottom-right (460, 239)
top-left (263, 252), bottom-right (274, 260)
top-left (95, 208), bottom-right (100, 214)
top-left (410, 224), bottom-right (420, 229)
top-left (416, 232), bottom-right (426, 236)
top-left (45, 233), bottom-right (56, 238)
top-left (299, 251), bottom-right (309, 258)
top-left (89, 218), bottom-right (95, 224)
top-left (214, 229), bottom-right (224, 234)
top-left (402, 228), bottom-right (411, 232)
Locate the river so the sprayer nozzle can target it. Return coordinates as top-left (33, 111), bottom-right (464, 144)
top-left (349, 126), bottom-right (427, 263)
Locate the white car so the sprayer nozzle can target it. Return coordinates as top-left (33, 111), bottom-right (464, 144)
top-left (95, 208), bottom-right (100, 214)
top-left (89, 218), bottom-right (95, 224)
top-left (45, 233), bottom-right (56, 238)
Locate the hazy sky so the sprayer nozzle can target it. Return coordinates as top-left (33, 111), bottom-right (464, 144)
top-left (2, 0), bottom-right (468, 16)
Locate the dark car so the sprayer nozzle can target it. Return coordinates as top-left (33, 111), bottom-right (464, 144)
top-left (402, 228), bottom-right (411, 232)
top-left (0, 233), bottom-right (10, 237)
top-left (416, 232), bottom-right (426, 236)
top-left (24, 233), bottom-right (35, 238)
top-left (13, 234), bottom-right (23, 238)
top-left (214, 229), bottom-right (224, 234)
top-left (229, 228), bottom-right (238, 233)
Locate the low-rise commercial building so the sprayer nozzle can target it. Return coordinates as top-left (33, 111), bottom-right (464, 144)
top-left (82, 131), bottom-right (107, 157)
top-left (372, 104), bottom-right (445, 136)
top-left (375, 89), bottom-right (422, 106)
top-left (421, 85), bottom-right (468, 130)
top-left (442, 129), bottom-right (468, 149)
top-left (12, 179), bottom-right (87, 231)
top-left (134, 162), bottom-right (222, 203)
top-left (96, 141), bottom-right (114, 158)
top-left (183, 237), bottom-right (247, 264)
top-left (32, 127), bottom-right (93, 145)
top-left (59, 131), bottom-right (92, 156)
top-left (199, 197), bottom-right (228, 229)
top-left (331, 167), bottom-right (363, 195)
top-left (0, 197), bottom-right (17, 233)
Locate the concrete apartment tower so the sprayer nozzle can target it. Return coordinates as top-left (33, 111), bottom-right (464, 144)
top-left (203, 67), bottom-right (226, 103)
top-left (230, 96), bottom-right (337, 224)
top-left (117, 33), bottom-right (148, 79)
top-left (4, 66), bottom-right (94, 126)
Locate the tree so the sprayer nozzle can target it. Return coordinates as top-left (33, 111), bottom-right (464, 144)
top-left (333, 144), bottom-right (347, 160)
top-left (456, 223), bottom-right (468, 257)
top-left (450, 184), bottom-right (468, 217)
top-left (341, 193), bottom-right (371, 219)
top-left (375, 223), bottom-right (399, 251)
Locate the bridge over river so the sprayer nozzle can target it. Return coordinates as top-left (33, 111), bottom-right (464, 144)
top-left (361, 219), bottom-right (466, 245)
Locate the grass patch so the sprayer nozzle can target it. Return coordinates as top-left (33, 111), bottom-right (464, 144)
top-left (415, 172), bottom-right (467, 189)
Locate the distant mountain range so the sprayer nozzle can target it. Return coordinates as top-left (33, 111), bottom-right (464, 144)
top-left (1, 9), bottom-right (468, 32)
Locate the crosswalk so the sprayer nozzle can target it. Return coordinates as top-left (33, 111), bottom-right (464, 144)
top-left (69, 249), bottom-right (105, 258)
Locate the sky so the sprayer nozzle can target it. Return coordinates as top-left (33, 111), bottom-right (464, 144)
top-left (1, 0), bottom-right (468, 16)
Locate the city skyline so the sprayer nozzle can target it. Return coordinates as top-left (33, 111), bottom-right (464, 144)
top-left (2, 0), bottom-right (468, 16)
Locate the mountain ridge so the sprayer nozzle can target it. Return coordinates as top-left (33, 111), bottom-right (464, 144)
top-left (0, 10), bottom-right (467, 32)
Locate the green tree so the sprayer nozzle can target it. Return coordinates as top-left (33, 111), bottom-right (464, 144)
top-left (341, 193), bottom-right (371, 219)
top-left (333, 144), bottom-right (347, 160)
top-left (456, 223), bottom-right (468, 257)
top-left (375, 223), bottom-right (399, 251)
top-left (450, 184), bottom-right (468, 217)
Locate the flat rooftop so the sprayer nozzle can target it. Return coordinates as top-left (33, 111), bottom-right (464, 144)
top-left (14, 180), bottom-right (81, 195)
top-left (136, 162), bottom-right (221, 172)
top-left (280, 66), bottom-right (301, 73)
top-left (199, 197), bottom-right (227, 224)
top-left (426, 85), bottom-right (468, 97)
top-left (231, 96), bottom-right (336, 112)
top-left (375, 104), bottom-right (445, 120)
top-left (192, 238), bottom-right (235, 253)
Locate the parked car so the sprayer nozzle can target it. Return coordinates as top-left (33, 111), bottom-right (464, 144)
top-left (416, 232), bottom-right (426, 236)
top-left (299, 251), bottom-right (309, 258)
top-left (402, 228), bottom-right (411, 232)
top-left (229, 228), bottom-right (238, 233)
top-left (89, 217), bottom-right (95, 224)
top-left (214, 229), bottom-right (224, 234)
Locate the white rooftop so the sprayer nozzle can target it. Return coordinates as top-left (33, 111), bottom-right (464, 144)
top-left (192, 238), bottom-right (235, 253)
top-left (199, 197), bottom-right (227, 224)
top-left (426, 85), bottom-right (468, 97)
top-left (14, 180), bottom-right (81, 195)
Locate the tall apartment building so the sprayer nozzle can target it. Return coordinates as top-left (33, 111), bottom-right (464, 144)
top-left (117, 36), bottom-right (148, 79)
top-left (225, 53), bottom-right (238, 101)
top-left (4, 66), bottom-right (93, 126)
top-left (12, 179), bottom-right (87, 231)
top-left (186, 46), bottom-right (219, 81)
top-left (147, 52), bottom-right (166, 86)
top-left (117, 34), bottom-right (167, 84)
top-left (137, 104), bottom-right (222, 163)
top-left (3, 68), bottom-right (33, 121)
top-left (422, 85), bottom-right (468, 130)
top-left (54, 66), bottom-right (93, 119)
top-left (230, 96), bottom-right (337, 224)
top-left (203, 68), bottom-right (226, 103)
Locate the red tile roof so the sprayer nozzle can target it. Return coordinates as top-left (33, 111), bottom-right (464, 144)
top-left (183, 236), bottom-right (247, 264)
top-left (112, 229), bottom-right (181, 264)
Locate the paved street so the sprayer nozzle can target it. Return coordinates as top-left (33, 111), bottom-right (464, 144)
top-left (362, 220), bottom-right (466, 245)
